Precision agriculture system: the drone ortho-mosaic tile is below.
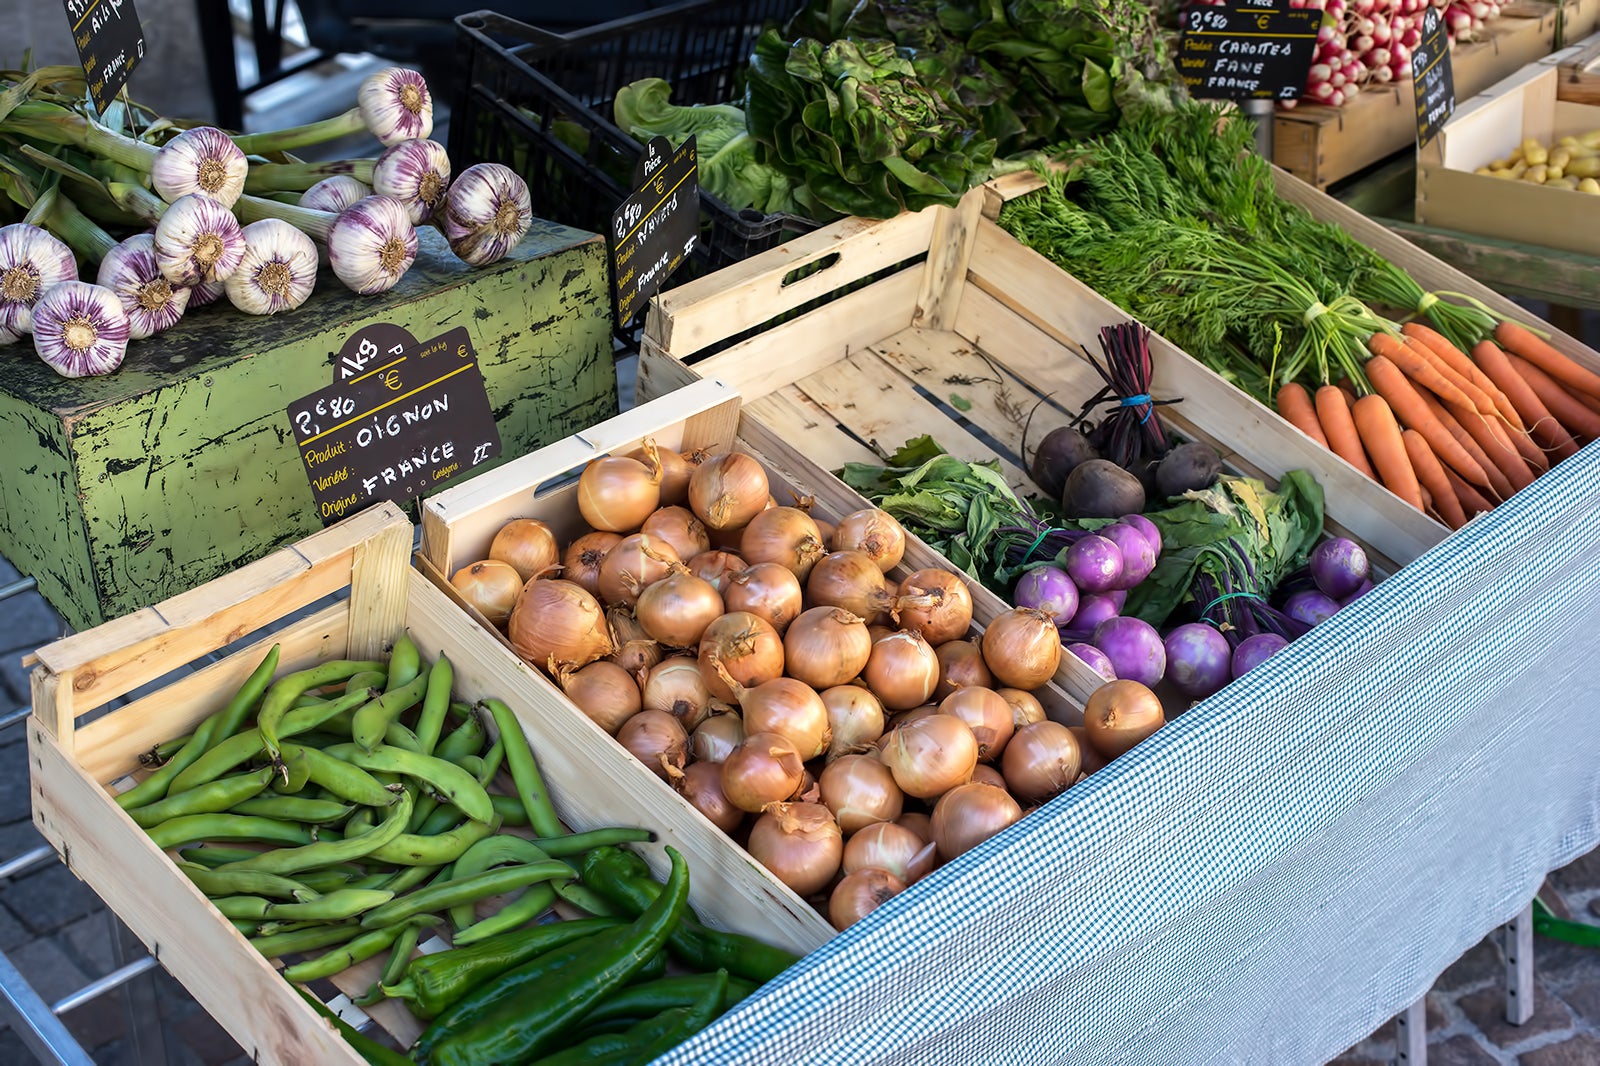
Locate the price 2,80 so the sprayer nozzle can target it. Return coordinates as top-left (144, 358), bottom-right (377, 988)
top-left (1189, 8), bottom-right (1229, 32)
top-left (293, 394), bottom-right (358, 439)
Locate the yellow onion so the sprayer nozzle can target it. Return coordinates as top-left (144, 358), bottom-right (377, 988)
top-left (844, 821), bottom-right (936, 883)
top-left (597, 533), bottom-right (680, 608)
top-left (934, 639), bottom-right (993, 699)
top-left (831, 509), bottom-right (906, 572)
top-left (930, 783), bottom-right (1022, 861)
top-left (578, 445), bottom-right (662, 533)
top-left (878, 713), bottom-right (976, 799)
top-left (723, 563), bottom-right (803, 635)
top-left (449, 559), bottom-right (522, 628)
top-left (739, 507), bottom-right (826, 581)
top-left (1082, 679), bottom-right (1164, 759)
top-left (641, 657), bottom-right (714, 731)
top-left (784, 607), bottom-right (871, 691)
top-left (997, 688), bottom-right (1047, 730)
top-left (1001, 721), bottom-right (1081, 805)
top-left (489, 518), bottom-right (560, 582)
top-left (896, 812), bottom-right (934, 846)
top-left (561, 531), bottom-right (621, 599)
top-left (747, 802), bottom-right (842, 897)
top-left (634, 439), bottom-right (691, 506)
top-left (697, 612), bottom-right (784, 702)
top-left (635, 566), bottom-right (724, 648)
top-left (863, 630), bottom-right (940, 711)
top-left (556, 661), bottom-right (640, 735)
top-left (821, 685), bottom-right (885, 760)
top-left (819, 754), bottom-right (903, 833)
top-left (970, 763), bottom-right (1007, 789)
top-left (829, 868), bottom-right (905, 932)
top-left (807, 551), bottom-right (897, 625)
top-left (641, 506), bottom-right (710, 562)
top-left (677, 761), bottom-right (743, 833)
top-left (814, 516), bottom-right (836, 549)
top-left (722, 732), bottom-right (805, 813)
top-left (721, 667), bottom-right (830, 760)
top-left (686, 550), bottom-right (746, 593)
top-left (896, 569), bottom-right (974, 646)
top-left (508, 578), bottom-right (611, 672)
top-left (688, 452), bottom-right (769, 530)
top-left (980, 608), bottom-right (1062, 690)
top-left (937, 687), bottom-right (1015, 763)
top-left (1069, 725), bottom-right (1109, 776)
top-left (690, 713), bottom-right (746, 763)
top-left (606, 605), bottom-right (662, 677)
top-left (618, 708), bottom-right (687, 780)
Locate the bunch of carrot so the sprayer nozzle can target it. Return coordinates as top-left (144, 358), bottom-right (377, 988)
top-left (1275, 321), bottom-right (1600, 530)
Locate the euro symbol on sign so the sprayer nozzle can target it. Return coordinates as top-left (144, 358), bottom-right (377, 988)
top-left (1257, 14), bottom-right (1269, 28)
top-left (381, 369), bottom-right (403, 391)
top-left (457, 344), bottom-right (468, 358)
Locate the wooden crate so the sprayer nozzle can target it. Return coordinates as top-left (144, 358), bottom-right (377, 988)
top-left (630, 191), bottom-right (1446, 706)
top-left (1547, 26), bottom-right (1600, 101)
top-left (26, 499), bottom-right (823, 1065)
top-left (1274, 2), bottom-right (1568, 188)
top-left (0, 222), bottom-right (618, 632)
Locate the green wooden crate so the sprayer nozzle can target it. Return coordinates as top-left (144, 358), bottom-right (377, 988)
top-left (0, 220), bottom-right (618, 630)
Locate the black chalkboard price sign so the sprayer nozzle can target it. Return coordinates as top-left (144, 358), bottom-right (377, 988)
top-left (1412, 6), bottom-right (1456, 147)
top-left (287, 325), bottom-right (503, 524)
top-left (1180, 0), bottom-right (1320, 101)
top-left (610, 134), bottom-right (700, 328)
top-left (61, 0), bottom-right (146, 116)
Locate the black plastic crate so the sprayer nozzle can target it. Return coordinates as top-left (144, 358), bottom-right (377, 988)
top-left (449, 3), bottom-right (817, 339)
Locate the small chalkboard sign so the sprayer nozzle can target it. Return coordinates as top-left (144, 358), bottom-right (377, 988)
top-left (1412, 7), bottom-right (1456, 147)
top-left (62, 0), bottom-right (146, 116)
top-left (333, 322), bottom-right (417, 381)
top-left (1179, 0), bottom-right (1320, 101)
top-left (610, 135), bottom-right (699, 328)
top-left (287, 325), bottom-right (503, 524)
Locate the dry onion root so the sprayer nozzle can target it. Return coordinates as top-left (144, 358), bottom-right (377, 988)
top-left (618, 708), bottom-right (688, 781)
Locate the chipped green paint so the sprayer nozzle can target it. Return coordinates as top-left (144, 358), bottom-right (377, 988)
top-left (0, 222), bottom-right (618, 630)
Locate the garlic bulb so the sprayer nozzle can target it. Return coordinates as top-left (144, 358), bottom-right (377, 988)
top-left (31, 281), bottom-right (130, 378)
top-left (301, 175), bottom-right (372, 214)
top-left (327, 195), bottom-right (418, 295)
top-left (357, 68), bottom-right (433, 147)
top-left (442, 163), bottom-right (532, 267)
top-left (188, 278), bottom-right (224, 308)
top-left (0, 223), bottom-right (78, 342)
top-left (154, 194), bottom-right (245, 287)
top-left (372, 139), bottom-right (451, 224)
top-left (150, 127), bottom-right (248, 207)
top-left (96, 234), bottom-right (190, 339)
top-left (225, 220), bottom-right (318, 315)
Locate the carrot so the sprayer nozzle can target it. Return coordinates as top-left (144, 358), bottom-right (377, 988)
top-left (1482, 406), bottom-right (1548, 477)
top-left (1473, 340), bottom-right (1580, 461)
top-left (1367, 332), bottom-right (1477, 413)
top-left (1575, 390), bottom-right (1600, 416)
top-left (1403, 429), bottom-right (1466, 529)
top-left (1506, 353), bottom-right (1600, 443)
top-left (1352, 394), bottom-right (1425, 510)
top-left (1275, 383), bottom-right (1330, 449)
top-left (1365, 355), bottom-right (1497, 492)
top-left (1417, 392), bottom-right (1512, 501)
top-left (1495, 321), bottom-right (1600, 402)
top-left (1314, 385), bottom-right (1376, 479)
top-left (1402, 322), bottom-right (1519, 427)
top-left (1443, 397), bottom-right (1534, 493)
top-left (1442, 466), bottom-right (1494, 519)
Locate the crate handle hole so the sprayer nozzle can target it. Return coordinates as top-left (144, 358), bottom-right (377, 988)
top-left (781, 253), bottom-right (841, 288)
top-left (534, 466), bottom-right (588, 498)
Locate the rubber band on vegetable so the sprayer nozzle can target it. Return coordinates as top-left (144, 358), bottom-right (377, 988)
top-left (1198, 590), bottom-right (1265, 619)
top-left (1302, 301), bottom-right (1328, 326)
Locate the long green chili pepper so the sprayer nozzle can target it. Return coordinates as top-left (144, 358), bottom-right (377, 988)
top-left (575, 972), bottom-right (755, 1029)
top-left (128, 767), bottom-right (274, 828)
top-left (215, 789), bottom-right (414, 875)
top-left (114, 645), bottom-right (280, 810)
top-left (414, 847), bottom-right (690, 1065)
top-left (257, 659), bottom-right (385, 760)
top-left (620, 971), bottom-right (729, 1063)
top-left (414, 653), bottom-right (453, 755)
top-left (349, 673), bottom-right (430, 752)
top-left (481, 698), bottom-right (562, 838)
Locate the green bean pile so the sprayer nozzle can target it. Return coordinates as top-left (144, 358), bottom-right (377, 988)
top-left (117, 636), bottom-right (799, 1063)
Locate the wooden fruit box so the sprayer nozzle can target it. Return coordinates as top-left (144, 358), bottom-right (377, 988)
top-left (630, 190), bottom-right (1446, 707)
top-left (1274, 1), bottom-right (1569, 188)
top-left (24, 500), bottom-right (820, 1064)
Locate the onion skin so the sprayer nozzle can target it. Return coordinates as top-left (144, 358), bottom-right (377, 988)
top-left (934, 639), bottom-right (993, 699)
top-left (449, 559), bottom-right (523, 628)
top-left (736, 677), bottom-right (831, 760)
top-left (723, 563), bottom-right (803, 635)
top-left (970, 764), bottom-right (1007, 789)
top-left (896, 812), bottom-right (934, 845)
top-left (819, 754), bottom-right (904, 833)
top-left (937, 687), bottom-right (1015, 762)
top-left (821, 685), bottom-right (886, 760)
top-left (686, 550), bottom-right (746, 593)
top-left (829, 867), bottom-right (906, 931)
top-left (641, 506), bottom-right (710, 562)
top-left (981, 608), bottom-right (1063, 690)
top-left (697, 612), bottom-right (784, 702)
top-left (747, 802), bottom-right (842, 897)
top-left (489, 518), bottom-right (560, 582)
top-left (896, 569), bottom-right (974, 646)
top-left (689, 452), bottom-right (769, 530)
top-left (637, 442), bottom-right (692, 506)
top-left (561, 531), bottom-right (621, 599)
top-left (1082, 679), bottom-right (1165, 759)
top-left (606, 605), bottom-right (663, 677)
top-left (931, 782), bottom-right (1022, 861)
top-left (831, 509), bottom-right (906, 572)
top-left (863, 630), bottom-right (940, 711)
top-left (740, 507), bottom-right (826, 581)
top-left (1067, 726), bottom-right (1107, 776)
top-left (508, 578), bottom-right (612, 672)
top-left (878, 713), bottom-right (977, 800)
top-left (690, 713), bottom-right (745, 763)
top-left (557, 660), bottom-right (641, 735)
top-left (843, 821), bottom-right (937, 882)
top-left (783, 607), bottom-right (871, 691)
top-left (677, 760), bottom-right (744, 833)
top-left (635, 568), bottom-right (724, 648)
top-left (1001, 721), bottom-right (1081, 804)
top-left (617, 708), bottom-right (688, 780)
top-left (579, 452), bottom-right (662, 533)
top-left (997, 688), bottom-right (1046, 730)
top-left (807, 551), bottom-right (897, 625)
top-left (722, 732), bottom-right (806, 813)
top-left (641, 657), bottom-right (714, 731)
top-left (597, 533), bottom-right (680, 608)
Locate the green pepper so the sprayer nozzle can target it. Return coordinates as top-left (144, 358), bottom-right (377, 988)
top-left (531, 971), bottom-right (727, 1066)
top-left (580, 848), bottom-right (799, 983)
top-left (380, 917), bottom-right (624, 1020)
top-left (576, 972), bottom-right (756, 1029)
top-left (414, 847), bottom-right (689, 1065)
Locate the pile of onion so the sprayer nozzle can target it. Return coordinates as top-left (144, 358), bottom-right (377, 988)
top-left (454, 442), bottom-right (1131, 935)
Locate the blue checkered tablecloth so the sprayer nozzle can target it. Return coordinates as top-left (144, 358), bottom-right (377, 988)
top-left (657, 444), bottom-right (1600, 1065)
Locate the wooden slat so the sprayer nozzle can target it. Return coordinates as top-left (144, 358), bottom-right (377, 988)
top-left (912, 190), bottom-right (984, 332)
top-left (789, 350), bottom-right (1031, 492)
top-left (745, 389), bottom-right (881, 472)
top-left (34, 504), bottom-right (410, 721)
top-left (347, 517), bottom-right (412, 661)
top-left (645, 208), bottom-right (937, 357)
top-left (29, 727), bottom-right (361, 1065)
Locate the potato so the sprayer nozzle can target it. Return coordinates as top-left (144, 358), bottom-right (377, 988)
top-left (1523, 164), bottom-right (1549, 184)
top-left (1554, 175), bottom-right (1580, 190)
top-left (1510, 160), bottom-right (1530, 179)
top-left (1489, 167), bottom-right (1519, 180)
top-left (1510, 145), bottom-right (1526, 164)
top-left (1560, 135), bottom-right (1580, 147)
top-left (1568, 156), bottom-right (1600, 178)
top-left (1550, 146), bottom-right (1573, 171)
top-left (1581, 129), bottom-right (1600, 149)
top-left (1582, 177), bottom-right (1600, 195)
top-left (1523, 138), bottom-right (1549, 166)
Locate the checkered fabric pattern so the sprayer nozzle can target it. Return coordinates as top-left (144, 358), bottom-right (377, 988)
top-left (656, 444), bottom-right (1600, 1065)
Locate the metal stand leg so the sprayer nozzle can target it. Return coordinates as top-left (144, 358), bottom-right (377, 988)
top-left (1395, 997), bottom-right (1428, 1065)
top-left (1505, 902), bottom-right (1536, 1025)
top-left (1240, 98), bottom-right (1276, 159)
top-left (0, 947), bottom-right (95, 1066)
